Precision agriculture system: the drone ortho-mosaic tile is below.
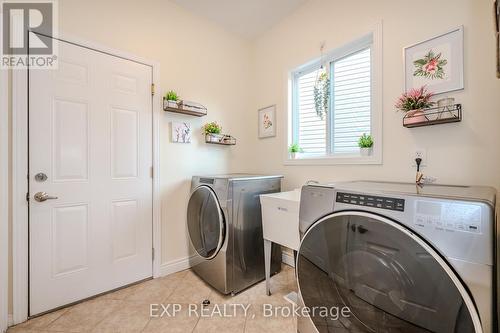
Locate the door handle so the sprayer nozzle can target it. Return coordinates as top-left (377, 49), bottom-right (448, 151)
top-left (34, 192), bottom-right (58, 202)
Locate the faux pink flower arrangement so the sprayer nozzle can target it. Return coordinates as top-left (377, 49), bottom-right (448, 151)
top-left (395, 86), bottom-right (435, 112)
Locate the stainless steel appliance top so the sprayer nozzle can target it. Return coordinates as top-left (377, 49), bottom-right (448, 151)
top-left (194, 174), bottom-right (284, 181)
top-left (314, 180), bottom-right (496, 207)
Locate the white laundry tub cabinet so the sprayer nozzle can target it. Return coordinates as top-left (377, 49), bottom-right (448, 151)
top-left (260, 189), bottom-right (301, 296)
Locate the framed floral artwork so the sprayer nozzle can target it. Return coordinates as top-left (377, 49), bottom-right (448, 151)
top-left (258, 105), bottom-right (276, 138)
top-left (404, 26), bottom-right (464, 95)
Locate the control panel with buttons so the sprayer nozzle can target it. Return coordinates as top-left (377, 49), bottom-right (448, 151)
top-left (336, 192), bottom-right (405, 212)
top-left (414, 200), bottom-right (482, 234)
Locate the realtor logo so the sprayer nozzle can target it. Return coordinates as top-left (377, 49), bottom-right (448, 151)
top-left (1, 0), bottom-right (58, 68)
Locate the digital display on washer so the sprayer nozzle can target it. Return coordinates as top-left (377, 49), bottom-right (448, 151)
top-left (336, 192), bottom-right (405, 212)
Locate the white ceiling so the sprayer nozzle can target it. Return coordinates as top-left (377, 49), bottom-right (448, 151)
top-left (172, 0), bottom-right (308, 39)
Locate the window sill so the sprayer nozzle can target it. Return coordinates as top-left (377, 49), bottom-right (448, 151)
top-left (283, 153), bottom-right (382, 166)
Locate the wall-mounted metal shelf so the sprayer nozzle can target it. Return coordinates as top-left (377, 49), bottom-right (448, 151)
top-left (403, 104), bottom-right (462, 128)
top-left (163, 98), bottom-right (207, 117)
top-left (205, 134), bottom-right (236, 146)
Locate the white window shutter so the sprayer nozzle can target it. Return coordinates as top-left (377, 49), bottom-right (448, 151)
top-left (332, 48), bottom-right (371, 154)
top-left (296, 69), bottom-right (326, 154)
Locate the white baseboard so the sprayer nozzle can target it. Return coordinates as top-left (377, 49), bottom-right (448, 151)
top-left (158, 255), bottom-right (203, 277)
top-left (282, 251), bottom-right (295, 267)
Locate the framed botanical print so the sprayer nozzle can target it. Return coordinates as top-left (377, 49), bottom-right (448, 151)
top-left (258, 105), bottom-right (276, 138)
top-left (404, 26), bottom-right (464, 95)
top-left (171, 121), bottom-right (191, 143)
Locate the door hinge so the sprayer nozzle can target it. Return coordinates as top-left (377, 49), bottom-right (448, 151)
top-left (26, 192), bottom-right (29, 202)
top-left (151, 83), bottom-right (155, 96)
top-left (152, 247), bottom-right (155, 260)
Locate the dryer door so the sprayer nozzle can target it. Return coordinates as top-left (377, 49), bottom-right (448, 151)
top-left (187, 185), bottom-right (225, 260)
top-left (297, 211), bottom-right (482, 333)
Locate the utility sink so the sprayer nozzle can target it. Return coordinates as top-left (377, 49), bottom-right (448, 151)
top-left (260, 189), bottom-right (301, 250)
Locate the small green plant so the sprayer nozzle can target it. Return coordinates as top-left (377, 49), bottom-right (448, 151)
top-left (202, 122), bottom-right (222, 135)
top-left (288, 143), bottom-right (302, 153)
top-left (358, 133), bottom-right (373, 148)
top-left (165, 90), bottom-right (179, 101)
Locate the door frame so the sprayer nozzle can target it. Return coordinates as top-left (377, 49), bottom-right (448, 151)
top-left (1, 68), bottom-right (10, 332)
top-left (11, 33), bottom-right (162, 324)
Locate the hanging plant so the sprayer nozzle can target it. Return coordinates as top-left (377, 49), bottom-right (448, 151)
top-left (314, 71), bottom-right (330, 120)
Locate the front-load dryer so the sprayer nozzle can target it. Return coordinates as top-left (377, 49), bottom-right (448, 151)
top-left (296, 181), bottom-right (496, 333)
top-left (187, 174), bottom-right (282, 295)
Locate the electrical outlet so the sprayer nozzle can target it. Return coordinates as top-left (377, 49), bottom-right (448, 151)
top-left (412, 149), bottom-right (427, 167)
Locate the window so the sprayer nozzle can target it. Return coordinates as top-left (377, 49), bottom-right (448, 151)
top-left (289, 31), bottom-right (381, 164)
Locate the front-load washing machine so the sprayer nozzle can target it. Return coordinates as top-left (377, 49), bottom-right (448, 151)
top-left (187, 174), bottom-right (282, 295)
top-left (296, 181), bottom-right (496, 333)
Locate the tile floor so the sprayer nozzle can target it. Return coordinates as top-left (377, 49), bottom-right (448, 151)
top-left (8, 265), bottom-right (298, 333)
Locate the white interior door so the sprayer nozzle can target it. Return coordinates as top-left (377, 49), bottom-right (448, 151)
top-left (29, 38), bottom-right (153, 316)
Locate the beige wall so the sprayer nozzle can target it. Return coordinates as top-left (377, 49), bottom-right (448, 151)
top-left (248, 0), bottom-right (500, 192)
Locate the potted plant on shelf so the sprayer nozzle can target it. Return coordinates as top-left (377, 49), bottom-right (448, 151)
top-left (203, 122), bottom-right (223, 143)
top-left (358, 133), bottom-right (373, 156)
top-left (396, 86), bottom-right (434, 126)
top-left (164, 90), bottom-right (180, 108)
top-left (288, 143), bottom-right (303, 159)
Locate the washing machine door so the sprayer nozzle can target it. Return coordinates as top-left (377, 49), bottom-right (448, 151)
top-left (297, 211), bottom-right (482, 333)
top-left (187, 185), bottom-right (225, 260)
